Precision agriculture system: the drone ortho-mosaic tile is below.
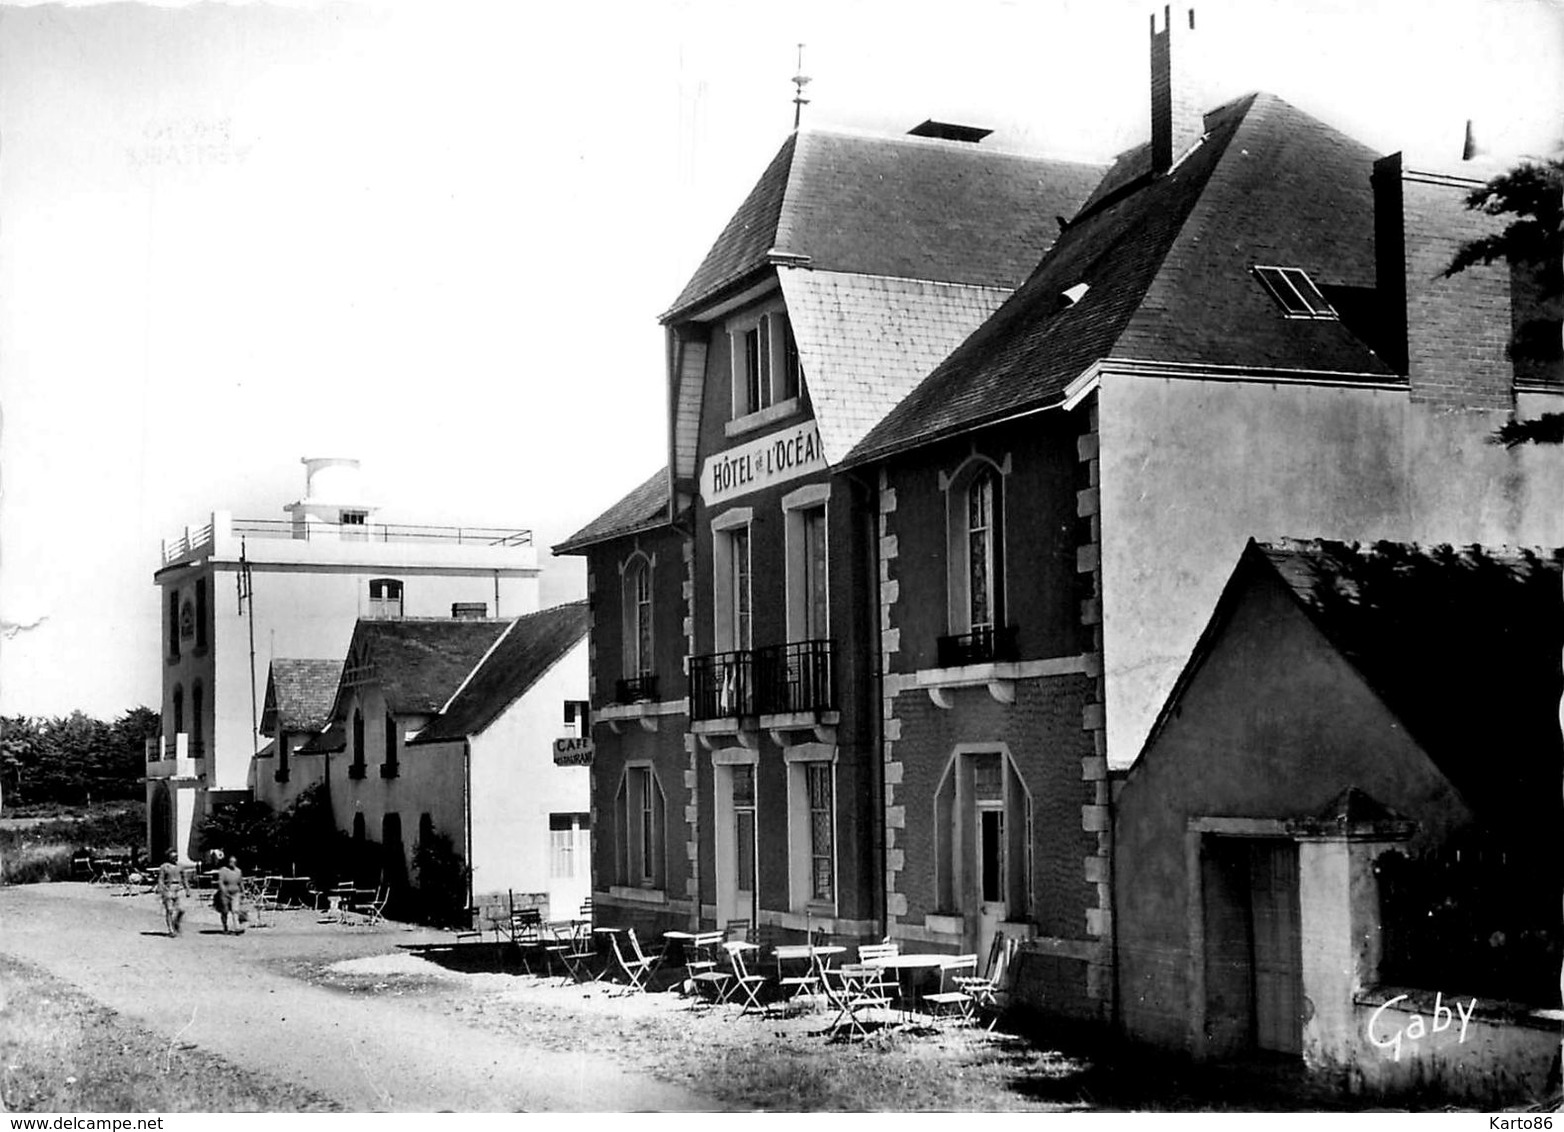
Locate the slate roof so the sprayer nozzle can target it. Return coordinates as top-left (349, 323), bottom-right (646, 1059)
top-left (261, 659), bottom-right (342, 735)
top-left (1150, 537), bottom-right (1563, 826)
top-left (298, 721), bottom-right (343, 755)
top-left (553, 467), bottom-right (670, 554)
top-left (781, 273), bottom-right (1013, 463)
top-left (413, 601), bottom-right (588, 743)
top-left (665, 128), bottom-right (1105, 320)
top-left (844, 94), bottom-right (1397, 467)
top-left (336, 618), bottom-right (512, 717)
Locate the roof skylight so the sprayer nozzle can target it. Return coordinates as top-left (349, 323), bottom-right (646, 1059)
top-left (1253, 266), bottom-right (1337, 319)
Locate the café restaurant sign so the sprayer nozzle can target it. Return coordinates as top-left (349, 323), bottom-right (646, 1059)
top-left (701, 421), bottom-right (827, 506)
top-left (552, 737), bottom-right (594, 766)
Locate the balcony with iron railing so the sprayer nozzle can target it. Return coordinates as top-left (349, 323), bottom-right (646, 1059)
top-left (935, 624), bottom-right (1019, 668)
top-left (689, 639), bottom-right (836, 723)
top-left (614, 673), bottom-right (660, 705)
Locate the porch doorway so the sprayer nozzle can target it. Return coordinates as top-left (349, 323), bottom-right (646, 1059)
top-left (935, 747), bottom-right (1030, 959)
top-left (149, 783), bottom-right (172, 861)
top-left (1201, 837), bottom-right (1304, 1057)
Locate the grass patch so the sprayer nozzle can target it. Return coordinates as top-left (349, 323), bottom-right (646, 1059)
top-left (0, 953), bottom-right (340, 1113)
top-left (0, 804), bottom-right (145, 884)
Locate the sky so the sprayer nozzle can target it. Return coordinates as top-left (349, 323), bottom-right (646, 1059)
top-left (2, 0), bottom-right (1561, 719)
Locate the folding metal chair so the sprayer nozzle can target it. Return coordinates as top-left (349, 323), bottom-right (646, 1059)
top-left (855, 941), bottom-right (901, 1009)
top-left (723, 942), bottom-right (769, 1016)
top-left (551, 920), bottom-right (597, 984)
top-left (723, 918), bottom-right (753, 943)
top-left (608, 929), bottom-right (657, 994)
top-left (820, 963), bottom-right (890, 1039)
top-left (687, 932), bottom-right (734, 1008)
top-left (924, 953), bottom-right (977, 1024)
top-left (953, 933), bottom-right (1012, 1031)
top-left (356, 885), bottom-right (391, 927)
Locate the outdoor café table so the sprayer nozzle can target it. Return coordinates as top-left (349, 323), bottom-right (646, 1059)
top-left (591, 926), bottom-right (628, 981)
top-left (772, 943), bottom-right (845, 982)
top-left (825, 963), bottom-right (888, 1036)
top-left (660, 929), bottom-right (700, 974)
top-left (863, 953), bottom-right (951, 1022)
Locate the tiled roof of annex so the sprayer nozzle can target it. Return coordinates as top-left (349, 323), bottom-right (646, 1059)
top-left (413, 601), bottom-right (588, 743)
top-left (261, 658), bottom-right (342, 734)
top-left (553, 467), bottom-right (670, 555)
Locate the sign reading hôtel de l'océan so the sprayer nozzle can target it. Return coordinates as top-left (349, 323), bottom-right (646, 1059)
top-left (701, 421), bottom-right (827, 506)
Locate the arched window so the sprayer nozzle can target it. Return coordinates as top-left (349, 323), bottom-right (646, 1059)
top-left (940, 456), bottom-right (1010, 664)
top-left (368, 579), bottom-right (403, 619)
top-left (352, 812), bottom-right (366, 842)
top-left (172, 685), bottom-right (184, 738)
top-left (967, 468), bottom-right (1000, 633)
top-left (622, 555), bottom-right (653, 678)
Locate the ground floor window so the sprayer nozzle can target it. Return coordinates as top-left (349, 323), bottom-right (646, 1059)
top-left (549, 812), bottom-right (591, 879)
top-left (614, 767), bottom-right (664, 889)
top-left (786, 755), bottom-right (836, 909)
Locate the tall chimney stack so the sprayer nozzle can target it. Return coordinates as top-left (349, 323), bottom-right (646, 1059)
top-left (1150, 6), bottom-right (1203, 174)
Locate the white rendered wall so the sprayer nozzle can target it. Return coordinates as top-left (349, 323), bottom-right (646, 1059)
top-left (1097, 375), bottom-right (1564, 769)
top-left (467, 638), bottom-right (590, 916)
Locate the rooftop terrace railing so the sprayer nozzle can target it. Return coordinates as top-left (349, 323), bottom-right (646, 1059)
top-left (161, 518), bottom-right (532, 565)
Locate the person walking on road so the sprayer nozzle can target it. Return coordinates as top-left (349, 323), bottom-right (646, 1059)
top-left (156, 849), bottom-right (188, 937)
top-left (213, 854), bottom-right (246, 934)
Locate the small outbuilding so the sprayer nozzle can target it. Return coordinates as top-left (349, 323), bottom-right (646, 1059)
top-left (1114, 538), bottom-right (1562, 1104)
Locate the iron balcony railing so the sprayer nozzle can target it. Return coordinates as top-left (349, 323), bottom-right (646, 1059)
top-left (689, 639), bottom-right (836, 721)
top-left (755, 639), bottom-right (836, 716)
top-left (614, 673), bottom-right (660, 705)
top-left (689, 650), bottom-right (755, 721)
top-left (936, 624), bottom-right (1019, 668)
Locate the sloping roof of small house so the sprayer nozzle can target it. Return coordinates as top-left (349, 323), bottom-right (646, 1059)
top-left (335, 618), bottom-right (512, 718)
top-left (553, 467), bottom-right (670, 554)
top-left (260, 658), bottom-right (343, 735)
top-left (297, 720), bottom-right (344, 755)
top-left (844, 93), bottom-right (1397, 467)
top-left (412, 602), bottom-right (589, 743)
top-left (1141, 537), bottom-right (1564, 825)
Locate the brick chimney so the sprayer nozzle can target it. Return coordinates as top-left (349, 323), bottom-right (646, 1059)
top-left (1373, 152), bottom-right (1515, 411)
top-left (1150, 5), bottom-right (1203, 174)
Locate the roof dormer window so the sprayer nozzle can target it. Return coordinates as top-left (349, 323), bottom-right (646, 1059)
top-left (1253, 266), bottom-right (1337, 320)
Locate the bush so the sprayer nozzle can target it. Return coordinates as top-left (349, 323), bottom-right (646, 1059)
top-left (411, 824), bottom-right (470, 928)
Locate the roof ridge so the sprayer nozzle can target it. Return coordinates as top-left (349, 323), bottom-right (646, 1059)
top-left (797, 122), bottom-right (1110, 166)
top-left (434, 616), bottom-right (519, 717)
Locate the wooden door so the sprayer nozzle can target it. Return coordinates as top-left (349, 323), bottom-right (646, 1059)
top-left (1248, 841), bottom-right (1303, 1055)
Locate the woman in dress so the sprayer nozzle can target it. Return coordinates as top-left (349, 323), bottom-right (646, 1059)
top-left (213, 854), bottom-right (245, 934)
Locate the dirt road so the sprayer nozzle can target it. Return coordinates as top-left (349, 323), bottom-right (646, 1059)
top-left (0, 883), bottom-right (710, 1112)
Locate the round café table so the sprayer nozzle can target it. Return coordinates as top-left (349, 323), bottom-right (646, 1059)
top-left (863, 953), bottom-right (950, 1021)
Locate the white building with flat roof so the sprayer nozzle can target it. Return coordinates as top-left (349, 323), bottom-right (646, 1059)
top-left (147, 457), bottom-right (540, 862)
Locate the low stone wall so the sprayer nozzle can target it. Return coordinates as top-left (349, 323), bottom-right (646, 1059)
top-left (1338, 986), bottom-right (1561, 1105)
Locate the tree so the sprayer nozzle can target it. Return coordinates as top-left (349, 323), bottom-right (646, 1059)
top-left (1443, 155), bottom-right (1563, 446)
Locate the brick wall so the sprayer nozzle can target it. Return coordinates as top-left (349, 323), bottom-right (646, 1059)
top-left (1376, 154), bottom-right (1515, 412)
top-left (889, 676), bottom-right (1098, 939)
